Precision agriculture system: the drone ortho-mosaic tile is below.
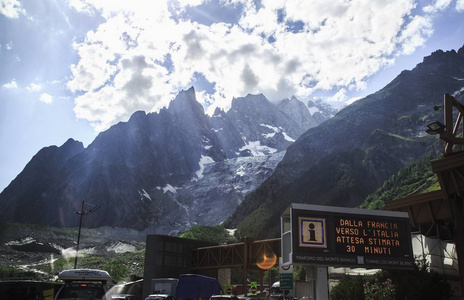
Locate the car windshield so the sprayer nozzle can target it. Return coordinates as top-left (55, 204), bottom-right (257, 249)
top-left (56, 284), bottom-right (106, 300)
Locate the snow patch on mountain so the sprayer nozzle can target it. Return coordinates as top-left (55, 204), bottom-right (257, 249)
top-left (5, 237), bottom-right (36, 246)
top-left (261, 124), bottom-right (280, 136)
top-left (240, 140), bottom-right (277, 156)
top-left (236, 164), bottom-right (246, 176)
top-left (308, 106), bottom-right (320, 115)
top-left (260, 124), bottom-right (296, 142)
top-left (158, 184), bottom-right (177, 194)
top-left (283, 132), bottom-right (296, 142)
top-left (144, 151), bottom-right (286, 235)
top-left (453, 87), bottom-right (464, 97)
top-left (140, 189), bottom-right (152, 201)
top-left (195, 155), bottom-right (215, 180)
top-left (263, 132), bottom-right (276, 139)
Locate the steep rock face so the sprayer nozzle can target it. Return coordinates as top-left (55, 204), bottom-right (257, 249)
top-left (209, 93), bottom-right (333, 158)
top-left (0, 88), bottom-right (229, 229)
top-left (307, 99), bottom-right (339, 124)
top-left (210, 107), bottom-right (246, 158)
top-left (277, 96), bottom-right (319, 131)
top-left (166, 87), bottom-right (226, 164)
top-left (226, 44), bottom-right (464, 238)
top-left (227, 94), bottom-right (303, 152)
top-left (144, 151), bottom-right (286, 236)
top-left (0, 139), bottom-right (85, 224)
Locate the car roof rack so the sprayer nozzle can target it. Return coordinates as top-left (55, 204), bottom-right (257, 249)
top-left (58, 269), bottom-right (112, 283)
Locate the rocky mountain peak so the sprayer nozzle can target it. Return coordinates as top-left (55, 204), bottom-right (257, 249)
top-left (230, 93), bottom-right (270, 111)
top-left (277, 96), bottom-right (318, 131)
top-left (212, 107), bottom-right (226, 117)
top-left (59, 138), bottom-right (84, 154)
top-left (128, 110), bottom-right (147, 123)
top-left (280, 95), bottom-right (303, 106)
top-left (168, 86), bottom-right (204, 116)
top-left (422, 45), bottom-right (464, 66)
top-left (458, 44), bottom-right (464, 56)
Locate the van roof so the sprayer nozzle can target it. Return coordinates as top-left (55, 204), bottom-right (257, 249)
top-left (179, 274), bottom-right (214, 279)
top-left (58, 269), bottom-right (112, 282)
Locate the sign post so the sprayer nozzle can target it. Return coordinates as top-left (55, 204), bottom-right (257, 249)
top-left (280, 273), bottom-right (293, 290)
top-left (279, 257), bottom-right (293, 274)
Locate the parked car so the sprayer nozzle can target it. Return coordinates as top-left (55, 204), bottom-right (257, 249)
top-left (150, 278), bottom-right (178, 296)
top-left (111, 294), bottom-right (138, 300)
top-left (54, 269), bottom-right (113, 300)
top-left (145, 294), bottom-right (176, 300)
top-left (269, 295), bottom-right (284, 300)
top-left (210, 295), bottom-right (239, 300)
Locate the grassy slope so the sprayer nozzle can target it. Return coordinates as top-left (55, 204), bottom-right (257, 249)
top-left (359, 156), bottom-right (441, 209)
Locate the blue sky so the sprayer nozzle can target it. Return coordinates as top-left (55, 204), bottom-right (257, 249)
top-left (1, 0), bottom-right (464, 192)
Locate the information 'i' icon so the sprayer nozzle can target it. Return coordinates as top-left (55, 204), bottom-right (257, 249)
top-left (299, 217), bottom-right (327, 248)
top-left (308, 223), bottom-right (316, 241)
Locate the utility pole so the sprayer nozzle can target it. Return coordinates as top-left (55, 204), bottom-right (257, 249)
top-left (74, 200), bottom-right (100, 269)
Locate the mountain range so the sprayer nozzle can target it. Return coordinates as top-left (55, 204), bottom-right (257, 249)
top-left (224, 45), bottom-right (464, 238)
top-left (1, 44), bottom-right (464, 239)
top-left (0, 87), bottom-right (335, 235)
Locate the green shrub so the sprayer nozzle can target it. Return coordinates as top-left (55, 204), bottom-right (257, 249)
top-left (377, 264), bottom-right (452, 300)
top-left (0, 265), bottom-right (42, 280)
top-left (330, 275), bottom-right (365, 300)
top-left (330, 264), bottom-right (452, 300)
top-left (360, 157), bottom-right (439, 209)
top-left (364, 278), bottom-right (395, 300)
top-left (179, 225), bottom-right (238, 243)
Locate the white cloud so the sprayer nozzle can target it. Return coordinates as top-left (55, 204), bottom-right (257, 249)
top-left (0, 0), bottom-right (26, 18)
top-left (2, 80), bottom-right (18, 89)
top-left (66, 0), bottom-right (445, 132)
top-left (423, 0), bottom-right (452, 13)
top-left (397, 15), bottom-right (433, 55)
top-left (67, 42), bottom-right (118, 93)
top-left (68, 0), bottom-right (95, 15)
top-left (27, 83), bottom-right (42, 92)
top-left (327, 88), bottom-right (349, 104)
top-left (68, 0), bottom-right (171, 20)
top-left (39, 93), bottom-right (53, 104)
top-left (457, 0), bottom-right (464, 11)
top-left (6, 41), bottom-right (13, 50)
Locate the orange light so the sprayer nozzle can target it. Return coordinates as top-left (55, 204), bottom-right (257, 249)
top-left (256, 253), bottom-right (277, 270)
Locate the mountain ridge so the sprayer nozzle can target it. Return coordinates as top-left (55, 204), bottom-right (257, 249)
top-left (225, 44), bottom-right (464, 238)
top-left (0, 88), bottom-right (330, 233)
